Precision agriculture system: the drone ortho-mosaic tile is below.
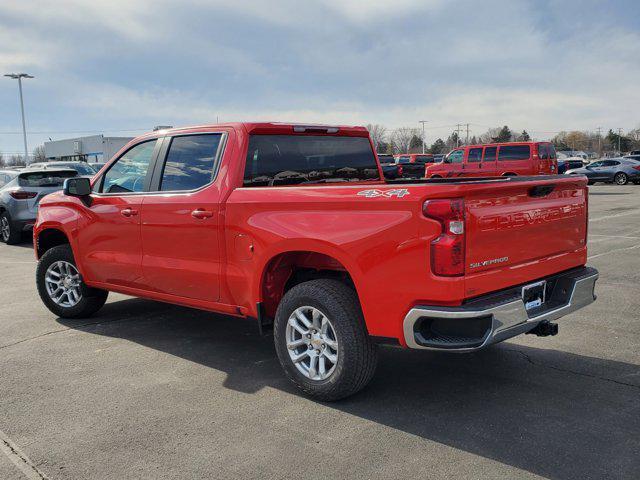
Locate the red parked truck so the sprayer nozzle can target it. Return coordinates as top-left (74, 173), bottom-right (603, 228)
top-left (33, 123), bottom-right (597, 400)
top-left (425, 141), bottom-right (557, 178)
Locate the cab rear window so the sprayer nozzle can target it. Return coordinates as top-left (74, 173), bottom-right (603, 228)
top-left (498, 145), bottom-right (531, 161)
top-left (244, 135), bottom-right (379, 186)
top-left (18, 171), bottom-right (77, 187)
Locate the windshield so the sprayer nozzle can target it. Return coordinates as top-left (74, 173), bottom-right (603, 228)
top-left (244, 135), bottom-right (380, 186)
top-left (19, 170), bottom-right (77, 187)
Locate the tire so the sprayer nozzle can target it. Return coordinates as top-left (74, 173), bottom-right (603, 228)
top-left (36, 244), bottom-right (108, 318)
top-left (273, 279), bottom-right (378, 401)
top-left (0, 211), bottom-right (22, 245)
top-left (614, 172), bottom-right (628, 185)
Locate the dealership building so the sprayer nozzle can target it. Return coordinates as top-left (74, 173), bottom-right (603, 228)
top-left (44, 135), bottom-right (133, 164)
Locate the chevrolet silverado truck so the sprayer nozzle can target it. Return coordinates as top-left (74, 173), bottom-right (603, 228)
top-left (33, 123), bottom-right (598, 400)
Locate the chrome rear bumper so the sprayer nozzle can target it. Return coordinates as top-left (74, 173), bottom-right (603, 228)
top-left (403, 266), bottom-right (598, 351)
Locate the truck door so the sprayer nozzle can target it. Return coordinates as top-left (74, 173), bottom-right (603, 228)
top-left (76, 139), bottom-right (160, 288)
top-left (443, 149), bottom-right (465, 177)
top-left (464, 147), bottom-right (484, 176)
top-left (140, 133), bottom-right (226, 302)
top-left (497, 144), bottom-right (531, 176)
top-left (482, 146), bottom-right (497, 175)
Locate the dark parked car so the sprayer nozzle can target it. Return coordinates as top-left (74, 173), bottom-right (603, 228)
top-left (377, 153), bottom-right (399, 179)
top-left (558, 159), bottom-right (585, 174)
top-left (566, 158), bottom-right (640, 185)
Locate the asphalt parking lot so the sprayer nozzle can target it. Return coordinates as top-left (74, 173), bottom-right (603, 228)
top-left (0, 184), bottom-right (639, 480)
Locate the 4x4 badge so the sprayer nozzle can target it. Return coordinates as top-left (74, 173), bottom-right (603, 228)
top-left (357, 189), bottom-right (409, 198)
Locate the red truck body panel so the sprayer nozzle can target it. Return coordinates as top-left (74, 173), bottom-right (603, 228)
top-left (34, 123), bottom-right (588, 346)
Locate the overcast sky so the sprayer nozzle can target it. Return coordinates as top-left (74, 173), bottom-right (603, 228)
top-left (1, 0), bottom-right (639, 154)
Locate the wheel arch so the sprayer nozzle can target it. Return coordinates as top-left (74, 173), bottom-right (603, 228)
top-left (257, 248), bottom-right (362, 320)
top-left (36, 227), bottom-right (71, 259)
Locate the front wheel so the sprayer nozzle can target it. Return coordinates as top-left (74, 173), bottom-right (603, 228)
top-left (614, 172), bottom-right (628, 185)
top-left (36, 245), bottom-right (108, 318)
top-left (274, 279), bottom-right (378, 401)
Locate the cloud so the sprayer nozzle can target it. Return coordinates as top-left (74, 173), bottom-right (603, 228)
top-left (0, 0), bottom-right (639, 153)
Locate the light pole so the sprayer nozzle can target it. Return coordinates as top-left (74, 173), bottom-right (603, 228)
top-left (4, 73), bottom-right (34, 163)
top-left (419, 120), bottom-right (428, 153)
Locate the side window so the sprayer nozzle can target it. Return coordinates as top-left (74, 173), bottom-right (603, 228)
top-left (604, 160), bottom-right (619, 167)
top-left (483, 147), bottom-right (497, 162)
top-left (590, 161), bottom-right (603, 168)
top-left (415, 155), bottom-right (431, 164)
top-left (100, 140), bottom-right (157, 193)
top-left (468, 148), bottom-right (483, 162)
top-left (448, 150), bottom-right (464, 164)
top-left (158, 134), bottom-right (223, 192)
top-left (498, 145), bottom-right (531, 161)
top-left (397, 156), bottom-right (411, 164)
top-left (0, 174), bottom-right (6, 187)
top-left (538, 144), bottom-right (548, 160)
top-left (548, 145), bottom-right (556, 159)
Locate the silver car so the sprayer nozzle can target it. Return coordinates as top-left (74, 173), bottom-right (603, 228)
top-left (566, 158), bottom-right (640, 185)
top-left (0, 168), bottom-right (77, 244)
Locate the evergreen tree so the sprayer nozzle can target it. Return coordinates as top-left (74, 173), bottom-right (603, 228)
top-left (429, 138), bottom-right (446, 154)
top-left (492, 126), bottom-right (512, 143)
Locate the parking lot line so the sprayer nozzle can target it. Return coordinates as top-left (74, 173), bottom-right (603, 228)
top-left (0, 429), bottom-right (48, 480)
top-left (590, 209), bottom-right (640, 222)
top-left (588, 243), bottom-right (640, 259)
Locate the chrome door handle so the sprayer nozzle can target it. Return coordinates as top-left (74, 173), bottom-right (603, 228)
top-left (121, 208), bottom-right (138, 217)
top-left (191, 209), bottom-right (213, 219)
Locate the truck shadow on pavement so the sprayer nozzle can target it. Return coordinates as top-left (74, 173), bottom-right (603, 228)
top-left (56, 297), bottom-right (640, 480)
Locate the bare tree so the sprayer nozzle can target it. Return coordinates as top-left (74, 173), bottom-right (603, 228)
top-left (479, 127), bottom-right (501, 144)
top-left (33, 145), bottom-right (46, 163)
top-left (392, 127), bottom-right (419, 153)
top-left (366, 124), bottom-right (387, 151)
top-left (10, 154), bottom-right (26, 166)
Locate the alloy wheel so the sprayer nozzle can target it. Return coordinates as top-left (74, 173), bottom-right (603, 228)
top-left (45, 260), bottom-right (82, 308)
top-left (286, 306), bottom-right (339, 381)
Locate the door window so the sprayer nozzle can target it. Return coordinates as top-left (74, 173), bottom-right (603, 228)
top-left (447, 150), bottom-right (464, 164)
top-left (483, 147), bottom-right (497, 162)
top-left (538, 144), bottom-right (548, 160)
top-left (467, 148), bottom-right (483, 162)
top-left (603, 160), bottom-right (619, 167)
top-left (100, 140), bottom-right (157, 193)
top-left (498, 145), bottom-right (531, 161)
top-left (158, 134), bottom-right (223, 192)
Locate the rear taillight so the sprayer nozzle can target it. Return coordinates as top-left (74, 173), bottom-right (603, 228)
top-left (423, 198), bottom-right (465, 276)
top-left (9, 190), bottom-right (37, 200)
top-left (398, 165), bottom-right (403, 176)
top-left (633, 165), bottom-right (640, 171)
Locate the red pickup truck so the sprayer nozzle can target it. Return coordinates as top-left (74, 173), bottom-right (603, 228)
top-left (33, 123), bottom-right (598, 400)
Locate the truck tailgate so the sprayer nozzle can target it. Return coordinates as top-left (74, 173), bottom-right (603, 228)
top-left (464, 176), bottom-right (588, 294)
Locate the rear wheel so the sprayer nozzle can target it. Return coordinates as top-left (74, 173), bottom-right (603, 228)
top-left (274, 279), bottom-right (378, 401)
top-left (0, 211), bottom-right (22, 245)
top-left (614, 172), bottom-right (628, 185)
top-left (36, 245), bottom-right (108, 318)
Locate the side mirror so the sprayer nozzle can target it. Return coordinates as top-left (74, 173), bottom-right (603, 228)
top-left (64, 177), bottom-right (91, 197)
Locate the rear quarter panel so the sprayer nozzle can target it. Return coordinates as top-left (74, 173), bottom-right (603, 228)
top-left (224, 184), bottom-right (466, 340)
